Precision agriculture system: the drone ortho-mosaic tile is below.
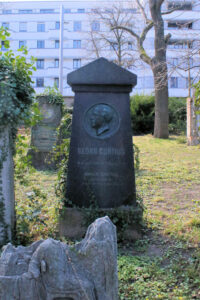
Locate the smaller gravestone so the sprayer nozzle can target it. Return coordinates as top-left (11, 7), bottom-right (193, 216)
top-left (0, 126), bottom-right (15, 245)
top-left (29, 96), bottom-right (62, 169)
top-left (0, 217), bottom-right (118, 300)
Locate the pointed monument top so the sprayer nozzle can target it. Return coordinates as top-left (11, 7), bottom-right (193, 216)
top-left (67, 57), bottom-right (137, 86)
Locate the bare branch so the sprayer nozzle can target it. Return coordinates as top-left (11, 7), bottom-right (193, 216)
top-left (136, 0), bottom-right (149, 23)
top-left (164, 33), bottom-right (171, 45)
top-left (140, 21), bottom-right (154, 45)
top-left (162, 8), bottom-right (179, 15)
top-left (111, 26), bottom-right (140, 43)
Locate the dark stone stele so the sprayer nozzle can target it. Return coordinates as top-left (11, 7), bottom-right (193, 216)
top-left (66, 57), bottom-right (137, 208)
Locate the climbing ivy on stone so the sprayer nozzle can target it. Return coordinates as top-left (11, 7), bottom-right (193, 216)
top-left (0, 27), bottom-right (36, 245)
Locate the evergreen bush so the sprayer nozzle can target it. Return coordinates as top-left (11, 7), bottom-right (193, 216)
top-left (130, 95), bottom-right (186, 135)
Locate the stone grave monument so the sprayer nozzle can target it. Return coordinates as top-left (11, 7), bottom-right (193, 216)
top-left (59, 58), bottom-right (140, 240)
top-left (0, 126), bottom-right (15, 246)
top-left (0, 216), bottom-right (118, 300)
top-left (29, 96), bottom-right (62, 170)
top-left (67, 57), bottom-right (137, 208)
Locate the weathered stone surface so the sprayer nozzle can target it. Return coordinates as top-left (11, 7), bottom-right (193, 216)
top-left (59, 207), bottom-right (143, 242)
top-left (0, 126), bottom-right (15, 245)
top-left (0, 216), bottom-right (118, 300)
top-left (29, 96), bottom-right (62, 170)
top-left (66, 57), bottom-right (137, 208)
top-left (59, 208), bottom-right (86, 239)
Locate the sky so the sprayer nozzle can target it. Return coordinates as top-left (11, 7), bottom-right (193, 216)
top-left (1, 0), bottom-right (100, 1)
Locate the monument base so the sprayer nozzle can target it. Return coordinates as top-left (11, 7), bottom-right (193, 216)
top-left (59, 206), bottom-right (143, 242)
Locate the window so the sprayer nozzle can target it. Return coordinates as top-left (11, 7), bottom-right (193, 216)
top-left (19, 40), bottom-right (26, 48)
top-left (74, 21), bottom-right (81, 31)
top-left (36, 78), bottom-right (44, 87)
top-left (19, 22), bottom-right (27, 32)
top-left (110, 42), bottom-right (118, 50)
top-left (40, 9), bottom-right (54, 14)
top-left (55, 21), bottom-right (60, 30)
top-left (167, 2), bottom-right (192, 10)
top-left (170, 77), bottom-right (178, 88)
top-left (91, 21), bottom-right (100, 31)
top-left (77, 9), bottom-right (85, 13)
top-left (73, 59), bottom-right (81, 69)
top-left (64, 9), bottom-right (71, 13)
top-left (122, 8), bottom-right (137, 13)
top-left (168, 21), bottom-right (193, 29)
top-left (73, 40), bottom-right (81, 48)
top-left (1, 41), bottom-right (6, 51)
top-left (105, 9), bottom-right (113, 13)
top-left (128, 42), bottom-right (133, 50)
top-left (19, 9), bottom-right (32, 14)
top-left (2, 10), bottom-right (12, 14)
top-left (2, 22), bottom-right (9, 29)
top-left (37, 40), bottom-right (45, 48)
top-left (37, 59), bottom-right (44, 69)
top-left (186, 77), bottom-right (194, 88)
top-left (54, 77), bottom-right (59, 88)
top-left (189, 58), bottom-right (193, 67)
top-left (171, 58), bottom-right (179, 66)
top-left (55, 59), bottom-right (59, 68)
top-left (168, 40), bottom-right (193, 49)
top-left (37, 23), bottom-right (45, 32)
top-left (55, 40), bottom-right (59, 49)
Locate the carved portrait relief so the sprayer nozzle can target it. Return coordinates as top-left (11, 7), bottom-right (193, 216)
top-left (84, 103), bottom-right (120, 139)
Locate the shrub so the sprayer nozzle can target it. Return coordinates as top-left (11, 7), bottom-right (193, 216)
top-left (168, 97), bottom-right (186, 134)
top-left (130, 95), bottom-right (186, 135)
top-left (130, 94), bottom-right (155, 135)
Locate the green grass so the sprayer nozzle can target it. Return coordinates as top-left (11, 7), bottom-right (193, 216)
top-left (14, 134), bottom-right (200, 299)
top-left (134, 135), bottom-right (200, 245)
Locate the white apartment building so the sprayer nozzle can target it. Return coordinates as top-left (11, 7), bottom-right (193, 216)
top-left (0, 0), bottom-right (200, 102)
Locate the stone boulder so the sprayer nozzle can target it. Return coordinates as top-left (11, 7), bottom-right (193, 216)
top-left (0, 216), bottom-right (118, 300)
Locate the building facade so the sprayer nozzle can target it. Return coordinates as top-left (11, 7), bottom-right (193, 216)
top-left (1, 0), bottom-right (200, 101)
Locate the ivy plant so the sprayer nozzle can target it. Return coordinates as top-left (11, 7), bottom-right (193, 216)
top-left (0, 27), bottom-right (36, 142)
top-left (37, 86), bottom-right (64, 105)
top-left (0, 27), bottom-right (36, 245)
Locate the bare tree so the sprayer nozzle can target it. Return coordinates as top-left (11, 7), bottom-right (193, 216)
top-left (86, 5), bottom-right (137, 69)
top-left (168, 39), bottom-right (200, 97)
top-left (113, 0), bottom-right (175, 138)
top-left (166, 15), bottom-right (200, 97)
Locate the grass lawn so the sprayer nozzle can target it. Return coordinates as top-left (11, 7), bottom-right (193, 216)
top-left (15, 134), bottom-right (200, 299)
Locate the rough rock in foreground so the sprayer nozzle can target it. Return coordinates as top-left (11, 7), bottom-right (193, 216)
top-left (0, 216), bottom-right (118, 300)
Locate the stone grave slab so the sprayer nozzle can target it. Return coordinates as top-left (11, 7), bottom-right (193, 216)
top-left (29, 96), bottom-right (62, 170)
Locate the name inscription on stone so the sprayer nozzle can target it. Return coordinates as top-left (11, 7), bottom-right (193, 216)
top-left (32, 125), bottom-right (57, 152)
top-left (77, 147), bottom-right (125, 156)
top-left (76, 146), bottom-right (126, 187)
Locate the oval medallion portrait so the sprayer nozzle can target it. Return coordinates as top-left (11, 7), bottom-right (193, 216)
top-left (84, 103), bottom-right (120, 139)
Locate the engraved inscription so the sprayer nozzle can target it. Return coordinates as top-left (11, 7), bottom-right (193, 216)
top-left (32, 125), bottom-right (57, 151)
top-left (77, 147), bottom-right (125, 156)
top-left (83, 171), bottom-right (124, 187)
top-left (84, 103), bottom-right (120, 139)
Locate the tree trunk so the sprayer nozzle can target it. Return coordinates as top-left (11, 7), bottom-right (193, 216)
top-left (150, 0), bottom-right (169, 138)
top-left (153, 66), bottom-right (169, 138)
